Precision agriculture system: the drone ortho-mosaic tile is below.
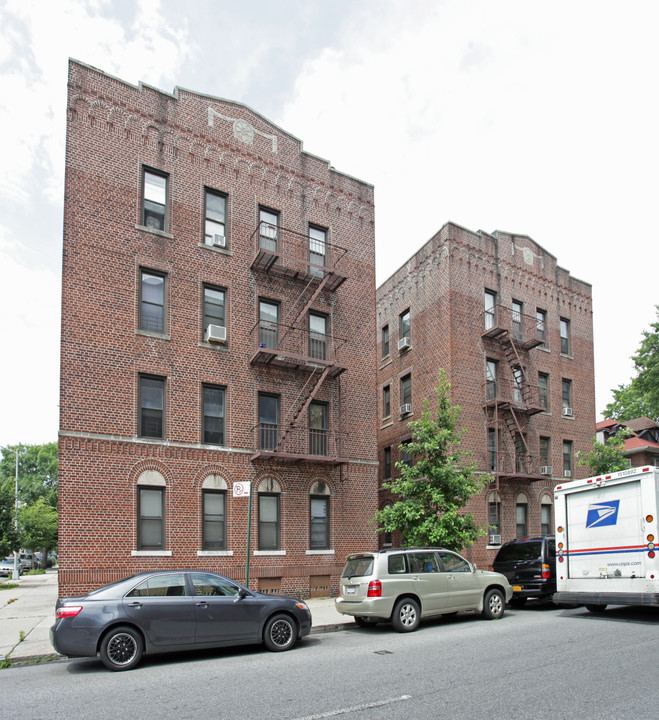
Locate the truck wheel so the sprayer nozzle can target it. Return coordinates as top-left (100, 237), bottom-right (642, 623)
top-left (482, 588), bottom-right (505, 619)
top-left (586, 604), bottom-right (607, 613)
top-left (391, 598), bottom-right (420, 632)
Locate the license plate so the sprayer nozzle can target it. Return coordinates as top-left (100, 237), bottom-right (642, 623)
top-left (512, 585), bottom-right (522, 592)
top-left (346, 586), bottom-right (356, 595)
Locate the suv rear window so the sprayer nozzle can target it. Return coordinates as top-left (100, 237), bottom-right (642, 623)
top-left (495, 541), bottom-right (542, 562)
top-left (342, 556), bottom-right (374, 578)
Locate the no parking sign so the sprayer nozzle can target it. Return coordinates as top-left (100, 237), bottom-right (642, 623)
top-left (233, 481), bottom-right (251, 497)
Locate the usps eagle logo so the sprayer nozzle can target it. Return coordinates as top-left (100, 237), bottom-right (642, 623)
top-left (586, 500), bottom-right (620, 528)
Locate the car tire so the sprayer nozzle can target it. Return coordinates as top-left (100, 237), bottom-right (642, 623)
top-left (263, 613), bottom-right (298, 652)
top-left (391, 598), bottom-right (420, 632)
top-left (586, 604), bottom-right (607, 613)
top-left (482, 588), bottom-right (505, 620)
top-left (99, 626), bottom-right (144, 671)
top-left (509, 597), bottom-right (527, 609)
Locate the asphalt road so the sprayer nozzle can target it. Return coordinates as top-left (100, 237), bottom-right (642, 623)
top-left (5, 603), bottom-right (659, 720)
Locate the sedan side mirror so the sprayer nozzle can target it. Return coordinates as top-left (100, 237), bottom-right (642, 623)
top-left (234, 588), bottom-right (250, 602)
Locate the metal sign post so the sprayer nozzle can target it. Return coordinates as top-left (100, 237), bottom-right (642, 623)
top-left (233, 482), bottom-right (252, 588)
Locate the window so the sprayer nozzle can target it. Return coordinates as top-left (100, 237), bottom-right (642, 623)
top-left (538, 373), bottom-right (549, 410)
top-left (382, 325), bottom-right (390, 358)
top-left (484, 290), bottom-right (497, 330)
top-left (128, 573), bottom-right (186, 597)
top-left (563, 440), bottom-right (573, 476)
top-left (516, 494), bottom-right (528, 538)
top-left (310, 483), bottom-right (330, 550)
top-left (142, 168), bottom-right (168, 231)
top-left (488, 428), bottom-right (497, 472)
top-left (309, 401), bottom-right (329, 456)
top-left (190, 572), bottom-right (239, 596)
top-left (308, 312), bottom-right (328, 360)
top-left (401, 440), bottom-right (413, 467)
top-left (536, 309), bottom-right (547, 347)
top-left (512, 300), bottom-right (523, 340)
top-left (259, 207), bottom-right (279, 252)
top-left (202, 384), bottom-right (225, 445)
top-left (486, 359), bottom-right (498, 400)
top-left (139, 375), bottom-right (165, 438)
top-left (438, 550), bottom-right (471, 573)
top-left (138, 486), bottom-right (164, 549)
top-left (204, 189), bottom-right (227, 246)
top-left (513, 365), bottom-right (524, 403)
top-left (399, 309), bottom-right (411, 343)
top-left (383, 385), bottom-right (391, 419)
top-left (540, 436), bottom-right (551, 468)
top-left (258, 393), bottom-right (280, 451)
top-left (562, 379), bottom-right (573, 415)
top-left (258, 489), bottom-right (280, 550)
top-left (515, 433), bottom-right (528, 473)
top-left (383, 447), bottom-right (392, 479)
top-left (489, 491), bottom-right (501, 539)
top-left (309, 224), bottom-right (327, 277)
top-left (202, 489), bottom-right (226, 550)
top-left (541, 495), bottom-right (553, 535)
top-left (560, 317), bottom-right (571, 355)
top-left (203, 284), bottom-right (226, 338)
top-left (400, 374), bottom-right (412, 410)
top-left (139, 269), bottom-right (166, 333)
top-left (258, 299), bottom-right (279, 350)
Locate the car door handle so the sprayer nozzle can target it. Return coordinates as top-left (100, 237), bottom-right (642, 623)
top-left (127, 602), bottom-right (143, 609)
top-left (196, 601), bottom-right (209, 608)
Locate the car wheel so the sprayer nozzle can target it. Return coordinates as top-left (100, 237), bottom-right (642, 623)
top-left (586, 604), bottom-right (607, 613)
top-left (263, 613), bottom-right (298, 652)
top-left (391, 598), bottom-right (420, 632)
top-left (482, 588), bottom-right (505, 620)
top-left (99, 626), bottom-right (144, 671)
top-left (509, 597), bottom-right (527, 609)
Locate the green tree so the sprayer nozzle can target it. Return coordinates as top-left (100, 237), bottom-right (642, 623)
top-left (0, 477), bottom-right (19, 558)
top-left (605, 307), bottom-right (659, 422)
top-left (0, 443), bottom-right (59, 508)
top-left (577, 431), bottom-right (630, 476)
top-left (19, 498), bottom-right (58, 557)
top-left (374, 372), bottom-right (488, 551)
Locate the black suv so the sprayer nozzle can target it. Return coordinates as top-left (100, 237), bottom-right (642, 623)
top-left (492, 536), bottom-right (556, 607)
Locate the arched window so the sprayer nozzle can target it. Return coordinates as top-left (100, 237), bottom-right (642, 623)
top-left (201, 475), bottom-right (227, 550)
top-left (258, 478), bottom-right (281, 551)
top-left (540, 493), bottom-right (553, 535)
top-left (516, 492), bottom-right (528, 538)
top-left (136, 470), bottom-right (166, 550)
top-left (310, 481), bottom-right (330, 550)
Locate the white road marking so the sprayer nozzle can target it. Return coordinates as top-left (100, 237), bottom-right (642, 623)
top-left (290, 695), bottom-right (413, 719)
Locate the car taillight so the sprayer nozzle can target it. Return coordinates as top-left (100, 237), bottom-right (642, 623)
top-left (57, 605), bottom-right (83, 619)
top-left (541, 563), bottom-right (550, 580)
top-left (367, 580), bottom-right (382, 597)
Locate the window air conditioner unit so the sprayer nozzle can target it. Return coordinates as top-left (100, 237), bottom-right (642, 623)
top-left (212, 234), bottom-right (226, 248)
top-left (489, 534), bottom-right (501, 545)
top-left (540, 466), bottom-right (553, 476)
top-left (563, 407), bottom-right (573, 417)
top-left (400, 403), bottom-right (412, 416)
top-left (205, 324), bottom-right (227, 344)
top-left (398, 336), bottom-right (411, 351)
top-left (564, 470), bottom-right (572, 478)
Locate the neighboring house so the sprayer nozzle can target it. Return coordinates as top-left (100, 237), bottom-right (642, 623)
top-left (59, 61), bottom-right (378, 598)
top-left (376, 222), bottom-right (596, 566)
top-left (596, 417), bottom-right (659, 468)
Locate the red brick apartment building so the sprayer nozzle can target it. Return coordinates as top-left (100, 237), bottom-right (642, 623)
top-left (376, 222), bottom-right (596, 567)
top-left (59, 61), bottom-right (378, 597)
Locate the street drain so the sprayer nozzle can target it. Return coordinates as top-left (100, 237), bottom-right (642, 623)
top-left (374, 650), bottom-right (393, 655)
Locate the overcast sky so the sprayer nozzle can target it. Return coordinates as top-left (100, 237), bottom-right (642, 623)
top-left (1, 0), bottom-right (657, 446)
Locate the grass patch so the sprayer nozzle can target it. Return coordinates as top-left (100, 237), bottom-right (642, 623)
top-left (26, 568), bottom-right (46, 576)
top-left (0, 583), bottom-right (19, 591)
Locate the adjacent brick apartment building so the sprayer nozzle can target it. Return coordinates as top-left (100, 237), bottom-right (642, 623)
top-left (376, 222), bottom-right (595, 566)
top-left (59, 61), bottom-right (378, 597)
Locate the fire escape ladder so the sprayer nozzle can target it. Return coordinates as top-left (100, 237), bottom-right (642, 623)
top-left (277, 273), bottom-right (333, 350)
top-left (275, 365), bottom-right (331, 451)
top-left (502, 406), bottom-right (530, 453)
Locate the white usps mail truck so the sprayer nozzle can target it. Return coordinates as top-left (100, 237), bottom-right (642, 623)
top-left (554, 466), bottom-right (659, 611)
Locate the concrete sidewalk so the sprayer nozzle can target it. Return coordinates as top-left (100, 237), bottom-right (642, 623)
top-left (0, 570), bottom-right (352, 665)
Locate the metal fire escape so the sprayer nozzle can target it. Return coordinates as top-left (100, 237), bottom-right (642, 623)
top-left (249, 221), bottom-right (349, 464)
top-left (481, 304), bottom-right (544, 483)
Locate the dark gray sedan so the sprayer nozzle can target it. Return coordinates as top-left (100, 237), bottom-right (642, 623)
top-left (51, 570), bottom-right (312, 671)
